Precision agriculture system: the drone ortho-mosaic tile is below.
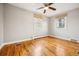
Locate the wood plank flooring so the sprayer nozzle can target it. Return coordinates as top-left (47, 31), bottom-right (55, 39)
top-left (0, 36), bottom-right (79, 56)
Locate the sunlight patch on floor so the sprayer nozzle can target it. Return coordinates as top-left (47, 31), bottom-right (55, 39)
top-left (33, 44), bottom-right (43, 56)
top-left (56, 44), bottom-right (65, 56)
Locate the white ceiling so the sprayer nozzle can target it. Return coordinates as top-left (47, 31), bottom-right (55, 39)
top-left (9, 3), bottom-right (79, 17)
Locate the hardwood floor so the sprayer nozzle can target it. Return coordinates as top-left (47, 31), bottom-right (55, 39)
top-left (0, 36), bottom-right (79, 56)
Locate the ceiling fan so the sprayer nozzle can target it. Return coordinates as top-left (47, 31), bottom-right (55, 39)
top-left (37, 3), bottom-right (56, 14)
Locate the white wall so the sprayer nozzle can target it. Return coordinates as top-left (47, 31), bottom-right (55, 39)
top-left (0, 4), bottom-right (3, 45)
top-left (3, 4), bottom-right (79, 43)
top-left (67, 8), bottom-right (79, 40)
top-left (33, 18), bottom-right (48, 38)
top-left (4, 4), bottom-right (34, 43)
top-left (49, 8), bottom-right (79, 40)
top-left (4, 4), bottom-right (48, 43)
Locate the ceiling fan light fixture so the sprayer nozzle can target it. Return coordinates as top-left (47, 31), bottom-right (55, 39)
top-left (37, 3), bottom-right (56, 14)
top-left (44, 7), bottom-right (48, 9)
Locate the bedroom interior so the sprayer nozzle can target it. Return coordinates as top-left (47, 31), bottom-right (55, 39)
top-left (0, 3), bottom-right (79, 56)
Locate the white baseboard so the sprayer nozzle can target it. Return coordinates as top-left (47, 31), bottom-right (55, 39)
top-left (0, 38), bottom-right (32, 50)
top-left (0, 34), bottom-right (79, 50)
top-left (49, 35), bottom-right (79, 43)
top-left (33, 35), bottom-right (48, 39)
top-left (49, 35), bottom-right (70, 40)
top-left (0, 35), bottom-right (48, 50)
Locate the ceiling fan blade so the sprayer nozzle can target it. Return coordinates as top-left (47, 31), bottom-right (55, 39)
top-left (43, 3), bottom-right (48, 6)
top-left (49, 7), bottom-right (56, 10)
top-left (48, 3), bottom-right (53, 5)
top-left (37, 7), bottom-right (44, 10)
top-left (44, 9), bottom-right (46, 13)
